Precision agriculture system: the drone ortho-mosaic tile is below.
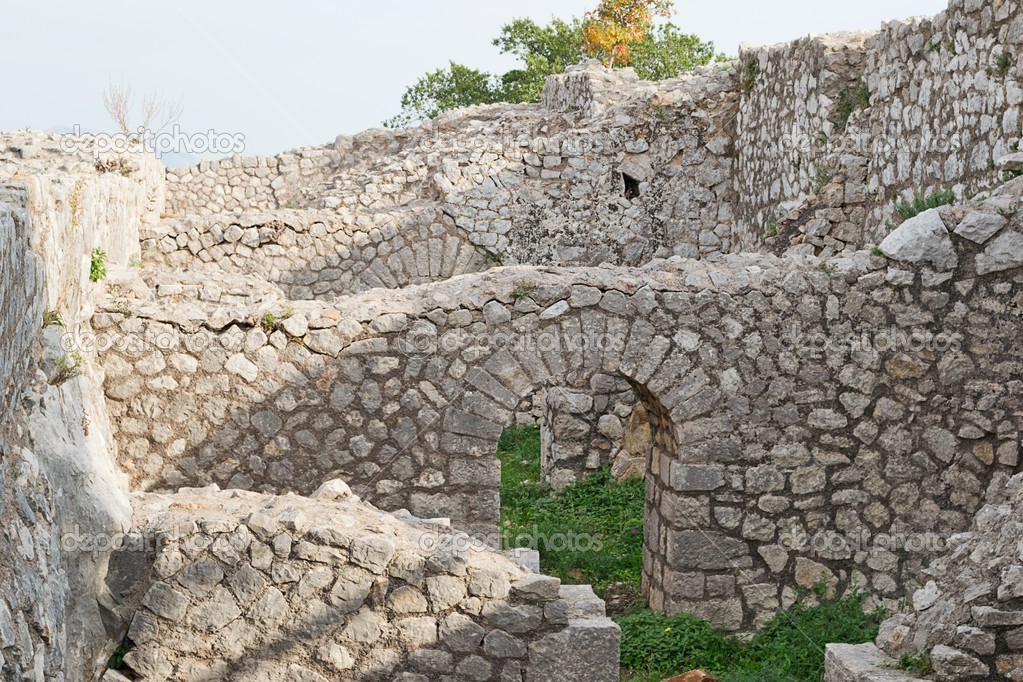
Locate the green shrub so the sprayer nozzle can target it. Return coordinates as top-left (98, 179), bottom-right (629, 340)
top-left (895, 189), bottom-right (957, 221)
top-left (90, 247), bottom-right (107, 282)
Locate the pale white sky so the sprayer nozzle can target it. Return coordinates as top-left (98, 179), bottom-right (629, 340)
top-left (4, 1), bottom-right (946, 157)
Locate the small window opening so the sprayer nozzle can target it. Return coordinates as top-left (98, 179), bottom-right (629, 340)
top-left (623, 173), bottom-right (641, 199)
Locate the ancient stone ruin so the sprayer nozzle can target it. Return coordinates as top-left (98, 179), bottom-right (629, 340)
top-left (1, 0), bottom-right (1023, 679)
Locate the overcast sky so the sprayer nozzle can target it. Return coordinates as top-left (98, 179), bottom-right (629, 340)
top-left (4, 0), bottom-right (946, 158)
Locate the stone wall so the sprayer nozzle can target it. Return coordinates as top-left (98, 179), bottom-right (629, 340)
top-left (164, 62), bottom-right (739, 271)
top-left (118, 484), bottom-right (619, 681)
top-left (0, 186), bottom-right (42, 424)
top-left (873, 470), bottom-right (1023, 680)
top-left (733, 32), bottom-right (873, 254)
top-left (96, 173), bottom-right (1023, 630)
top-left (140, 207), bottom-right (488, 301)
top-left (539, 383), bottom-right (640, 490)
top-left (736, 0), bottom-right (1023, 253)
top-left (164, 147), bottom-right (338, 216)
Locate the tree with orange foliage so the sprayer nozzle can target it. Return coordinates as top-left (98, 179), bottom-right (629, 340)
top-left (582, 0), bottom-right (674, 68)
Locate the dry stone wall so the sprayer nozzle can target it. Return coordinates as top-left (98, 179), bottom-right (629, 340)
top-left (873, 470), bottom-right (1023, 681)
top-left (119, 484), bottom-right (619, 681)
top-left (539, 382), bottom-right (640, 490)
top-left (5, 0), bottom-right (1023, 676)
top-left (736, 0), bottom-right (1023, 254)
top-left (166, 62), bottom-right (739, 271)
top-left (164, 147), bottom-right (338, 216)
top-left (95, 175), bottom-right (1023, 630)
top-left (141, 207), bottom-right (489, 301)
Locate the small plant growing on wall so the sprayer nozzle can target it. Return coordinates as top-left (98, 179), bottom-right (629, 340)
top-left (894, 189), bottom-right (956, 221)
top-left (738, 54), bottom-right (758, 95)
top-left (51, 352), bottom-right (84, 386)
top-left (897, 650), bottom-right (931, 675)
top-left (90, 248), bottom-right (107, 282)
top-left (812, 168), bottom-right (833, 194)
top-left (511, 280), bottom-right (537, 301)
top-left (989, 50), bottom-right (1014, 78)
top-left (260, 312), bottom-right (281, 333)
top-left (260, 306), bottom-right (293, 333)
top-left (833, 80), bottom-right (871, 132)
top-left (42, 310), bottom-right (64, 328)
top-left (763, 215), bottom-right (778, 239)
top-left (482, 249), bottom-right (507, 267)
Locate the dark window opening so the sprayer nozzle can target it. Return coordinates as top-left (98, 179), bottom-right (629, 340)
top-left (623, 173), bottom-right (641, 199)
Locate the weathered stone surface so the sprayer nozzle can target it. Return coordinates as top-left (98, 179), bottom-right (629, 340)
top-left (954, 212), bottom-right (1007, 244)
top-left (878, 209), bottom-right (958, 271)
top-left (976, 230), bottom-right (1023, 275)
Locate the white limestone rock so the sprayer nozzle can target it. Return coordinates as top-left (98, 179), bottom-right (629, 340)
top-left (975, 230), bottom-right (1023, 275)
top-left (879, 209), bottom-right (958, 271)
top-left (954, 212), bottom-right (1007, 244)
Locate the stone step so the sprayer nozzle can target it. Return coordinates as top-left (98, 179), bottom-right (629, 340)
top-left (824, 644), bottom-right (928, 682)
top-left (559, 583), bottom-right (606, 618)
top-left (503, 547), bottom-right (540, 573)
top-left (527, 616), bottom-right (621, 682)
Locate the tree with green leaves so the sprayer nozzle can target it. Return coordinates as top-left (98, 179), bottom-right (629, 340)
top-left (385, 9), bottom-right (725, 128)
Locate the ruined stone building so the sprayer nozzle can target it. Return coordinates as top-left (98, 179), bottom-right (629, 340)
top-left (1, 0), bottom-right (1022, 679)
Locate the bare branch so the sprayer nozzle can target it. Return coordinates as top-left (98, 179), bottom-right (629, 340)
top-left (102, 83), bottom-right (134, 136)
top-left (101, 82), bottom-right (184, 142)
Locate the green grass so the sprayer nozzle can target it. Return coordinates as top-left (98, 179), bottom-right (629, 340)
top-left (498, 425), bottom-right (644, 594)
top-left (619, 587), bottom-right (885, 682)
top-left (894, 189), bottom-right (957, 221)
